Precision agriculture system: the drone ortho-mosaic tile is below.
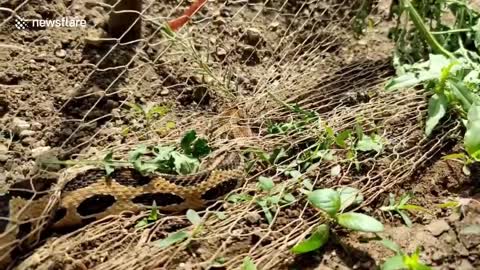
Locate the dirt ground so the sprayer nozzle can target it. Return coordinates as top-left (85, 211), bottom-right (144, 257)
top-left (0, 0), bottom-right (479, 269)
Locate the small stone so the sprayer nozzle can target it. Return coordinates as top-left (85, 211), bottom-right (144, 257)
top-left (12, 118), bottom-right (30, 133)
top-left (0, 155), bottom-right (8, 162)
top-left (427, 219), bottom-right (450, 236)
top-left (0, 144), bottom-right (7, 155)
top-left (458, 259), bottom-right (475, 270)
top-left (31, 146), bottom-right (51, 159)
top-left (55, 49), bottom-right (67, 58)
top-left (160, 89), bottom-right (169, 96)
top-left (216, 47), bottom-right (227, 58)
top-left (19, 130), bottom-right (35, 137)
top-left (268, 21), bottom-right (280, 31)
top-left (245, 212), bottom-right (262, 224)
top-left (31, 122), bottom-right (42, 130)
top-left (243, 28), bottom-right (264, 46)
top-left (22, 137), bottom-right (36, 146)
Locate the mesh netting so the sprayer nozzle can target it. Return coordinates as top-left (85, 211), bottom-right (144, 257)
top-left (0, 0), bottom-right (462, 269)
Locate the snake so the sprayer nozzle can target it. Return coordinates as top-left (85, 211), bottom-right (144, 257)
top-left (0, 110), bottom-right (249, 269)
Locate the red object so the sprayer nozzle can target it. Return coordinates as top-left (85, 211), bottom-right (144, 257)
top-left (168, 0), bottom-right (207, 31)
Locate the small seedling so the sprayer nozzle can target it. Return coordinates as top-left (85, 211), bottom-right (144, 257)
top-left (291, 187), bottom-right (383, 254)
top-left (135, 202), bottom-right (160, 229)
top-left (380, 193), bottom-right (428, 227)
top-left (153, 209), bottom-right (203, 248)
top-left (241, 256), bottom-right (257, 270)
top-left (255, 176), bottom-right (296, 224)
top-left (380, 239), bottom-right (431, 270)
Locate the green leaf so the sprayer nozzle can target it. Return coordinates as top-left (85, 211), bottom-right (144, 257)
top-left (103, 152), bottom-right (115, 176)
top-left (465, 105), bottom-right (480, 159)
top-left (398, 210), bottom-right (412, 227)
top-left (258, 176), bottom-right (275, 191)
top-left (382, 255), bottom-right (406, 270)
top-left (186, 209), bottom-right (202, 226)
top-left (171, 152), bottom-right (200, 175)
top-left (129, 145), bottom-right (149, 163)
top-left (282, 193), bottom-right (296, 204)
top-left (291, 224), bottom-right (330, 254)
top-left (425, 94), bottom-right (448, 136)
top-left (337, 212), bottom-right (384, 232)
top-left (181, 130), bottom-right (197, 155)
top-left (227, 194), bottom-right (253, 203)
top-left (385, 73), bottom-right (424, 91)
top-left (146, 105), bottom-right (170, 120)
top-left (154, 231), bottom-right (189, 248)
top-left (337, 187), bottom-right (363, 211)
top-left (241, 257), bottom-right (257, 270)
top-left (380, 239), bottom-right (401, 253)
top-left (302, 179), bottom-right (314, 191)
top-left (335, 130), bottom-right (351, 148)
top-left (308, 189), bottom-right (341, 217)
top-left (191, 138), bottom-right (211, 158)
top-left (356, 134), bottom-right (383, 153)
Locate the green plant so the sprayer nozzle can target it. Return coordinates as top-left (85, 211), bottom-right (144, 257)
top-left (255, 176), bottom-right (296, 224)
top-left (380, 193), bottom-right (428, 227)
top-left (135, 202), bottom-right (160, 229)
top-left (380, 239), bottom-right (431, 270)
top-left (153, 209), bottom-right (203, 248)
top-left (291, 187), bottom-right (383, 254)
top-left (386, 0), bottom-right (480, 161)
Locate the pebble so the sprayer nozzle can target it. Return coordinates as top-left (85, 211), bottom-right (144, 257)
top-left (0, 144), bottom-right (7, 155)
top-left (243, 28), bottom-right (264, 46)
top-left (160, 89), bottom-right (169, 96)
top-left (31, 146), bottom-right (51, 159)
top-left (245, 212), bottom-right (262, 224)
top-left (0, 155), bottom-right (8, 162)
top-left (458, 259), bottom-right (475, 270)
top-left (216, 47), bottom-right (227, 58)
top-left (12, 117), bottom-right (30, 133)
top-left (55, 49), bottom-right (67, 58)
top-left (268, 21), bottom-right (280, 31)
top-left (19, 130), bottom-right (35, 137)
top-left (427, 219), bottom-right (450, 236)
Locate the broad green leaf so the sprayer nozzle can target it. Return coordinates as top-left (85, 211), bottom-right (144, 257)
top-left (380, 239), bottom-right (401, 253)
top-left (291, 224), bottom-right (330, 254)
top-left (308, 189), bottom-right (341, 217)
top-left (186, 209), bottom-right (202, 226)
top-left (153, 146), bottom-right (175, 160)
top-left (465, 105), bottom-right (480, 159)
top-left (103, 152), bottom-right (115, 176)
top-left (337, 187), bottom-right (363, 211)
top-left (154, 231), bottom-right (189, 248)
top-left (337, 212), bottom-right (384, 232)
top-left (335, 130), bottom-right (351, 148)
top-left (191, 138), bottom-right (211, 158)
top-left (356, 134), bottom-right (383, 153)
top-left (382, 255), bottom-right (406, 270)
top-left (258, 176), bottom-right (275, 191)
top-left (282, 193), bottom-right (296, 203)
top-left (425, 94), bottom-right (448, 136)
top-left (241, 257), bottom-right (257, 270)
top-left (171, 152), bottom-right (200, 175)
top-left (180, 130), bottom-right (197, 155)
top-left (312, 149), bottom-right (334, 161)
top-left (128, 144), bottom-right (149, 163)
top-left (385, 73), bottom-right (424, 91)
top-left (449, 81), bottom-right (473, 112)
top-left (302, 179), bottom-right (314, 191)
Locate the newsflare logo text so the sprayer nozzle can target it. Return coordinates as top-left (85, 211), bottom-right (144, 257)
top-left (13, 16), bottom-right (87, 30)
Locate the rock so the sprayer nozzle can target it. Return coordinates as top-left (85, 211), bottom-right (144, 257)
top-left (12, 118), bottom-right (30, 133)
top-left (216, 47), bottom-right (227, 58)
top-left (268, 21), bottom-right (280, 31)
top-left (31, 146), bottom-right (51, 159)
top-left (245, 212), bottom-right (262, 224)
top-left (0, 154), bottom-right (8, 162)
top-left (55, 49), bottom-right (67, 58)
top-left (0, 144), bottom-right (7, 155)
top-left (19, 130), bottom-right (35, 137)
top-left (427, 219), bottom-right (450, 236)
top-left (243, 28), bottom-right (264, 46)
top-left (458, 259), bottom-right (475, 270)
top-left (160, 89), bottom-right (169, 96)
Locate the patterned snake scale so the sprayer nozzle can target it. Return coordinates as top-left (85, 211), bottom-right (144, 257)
top-left (0, 106), bottom-right (251, 269)
top-left (0, 149), bottom-right (245, 268)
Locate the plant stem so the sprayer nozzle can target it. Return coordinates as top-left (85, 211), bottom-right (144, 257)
top-left (401, 0), bottom-right (455, 59)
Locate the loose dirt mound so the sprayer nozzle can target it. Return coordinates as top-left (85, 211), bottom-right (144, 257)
top-left (1, 0), bottom-right (479, 269)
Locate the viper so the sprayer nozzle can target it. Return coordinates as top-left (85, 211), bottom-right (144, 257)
top-left (0, 109), bottom-right (250, 269)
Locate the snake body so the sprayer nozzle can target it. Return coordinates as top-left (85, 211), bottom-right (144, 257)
top-left (0, 150), bottom-right (245, 269)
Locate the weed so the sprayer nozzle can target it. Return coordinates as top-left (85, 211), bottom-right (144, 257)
top-left (380, 193), bottom-right (429, 227)
top-left (135, 202), bottom-right (160, 229)
top-left (153, 209), bottom-right (203, 248)
top-left (380, 239), bottom-right (431, 270)
top-left (291, 187), bottom-right (383, 254)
